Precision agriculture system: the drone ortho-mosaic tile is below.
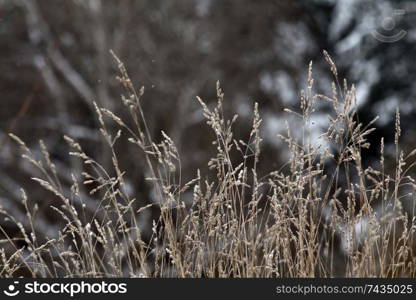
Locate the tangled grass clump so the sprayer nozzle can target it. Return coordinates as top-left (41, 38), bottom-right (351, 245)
top-left (1, 51), bottom-right (416, 278)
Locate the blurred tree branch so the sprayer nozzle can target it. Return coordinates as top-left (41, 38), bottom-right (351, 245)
top-left (21, 0), bottom-right (95, 111)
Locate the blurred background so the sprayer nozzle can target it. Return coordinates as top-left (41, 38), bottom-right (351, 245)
top-left (1, 0), bottom-right (416, 244)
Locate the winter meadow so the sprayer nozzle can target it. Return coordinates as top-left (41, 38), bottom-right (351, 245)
top-left (1, 0), bottom-right (416, 278)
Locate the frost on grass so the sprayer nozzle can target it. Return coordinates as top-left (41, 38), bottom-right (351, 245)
top-left (2, 51), bottom-right (416, 278)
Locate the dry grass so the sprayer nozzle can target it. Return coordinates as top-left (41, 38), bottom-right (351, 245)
top-left (2, 51), bottom-right (416, 278)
